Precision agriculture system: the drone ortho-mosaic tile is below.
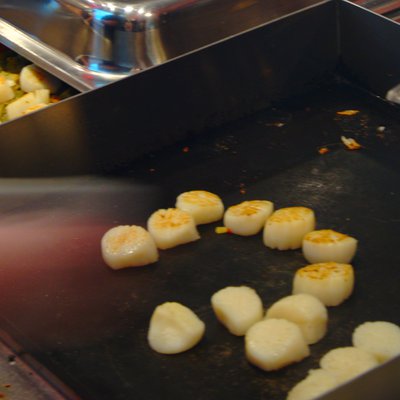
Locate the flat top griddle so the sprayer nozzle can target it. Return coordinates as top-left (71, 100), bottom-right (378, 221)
top-left (0, 81), bottom-right (400, 400)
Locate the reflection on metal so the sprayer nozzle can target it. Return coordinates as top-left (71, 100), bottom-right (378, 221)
top-left (352, 0), bottom-right (400, 23)
top-left (60, 0), bottom-right (169, 71)
top-left (0, 0), bottom-right (325, 90)
top-left (0, 17), bottom-right (126, 92)
top-left (0, 331), bottom-right (79, 399)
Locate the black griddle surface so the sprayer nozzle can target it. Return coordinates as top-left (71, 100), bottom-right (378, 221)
top-left (0, 82), bottom-right (399, 400)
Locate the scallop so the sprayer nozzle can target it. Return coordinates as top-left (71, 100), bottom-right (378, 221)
top-left (245, 318), bottom-right (310, 371)
top-left (19, 64), bottom-right (62, 94)
top-left (223, 200), bottom-right (274, 236)
top-left (147, 208), bottom-right (200, 249)
top-left (320, 347), bottom-right (379, 384)
top-left (176, 190), bottom-right (224, 225)
top-left (287, 369), bottom-right (338, 400)
top-left (211, 286), bottom-right (264, 336)
top-left (265, 293), bottom-right (328, 344)
top-left (352, 321), bottom-right (400, 363)
top-left (101, 225), bottom-right (159, 269)
top-left (263, 207), bottom-right (316, 250)
top-left (302, 229), bottom-right (358, 264)
top-left (292, 262), bottom-right (354, 306)
top-left (147, 302), bottom-right (205, 354)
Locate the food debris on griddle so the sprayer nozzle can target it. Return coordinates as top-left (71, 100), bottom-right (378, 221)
top-left (336, 110), bottom-right (360, 116)
top-left (341, 136), bottom-right (362, 150)
top-left (318, 147), bottom-right (330, 155)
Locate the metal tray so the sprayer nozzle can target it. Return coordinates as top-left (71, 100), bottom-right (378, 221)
top-left (0, 0), bottom-right (323, 90)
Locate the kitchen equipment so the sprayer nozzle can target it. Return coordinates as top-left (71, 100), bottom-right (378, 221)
top-left (0, 0), bottom-right (323, 90)
top-left (0, 1), bottom-right (399, 399)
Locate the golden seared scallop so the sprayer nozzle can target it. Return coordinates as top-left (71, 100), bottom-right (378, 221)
top-left (245, 318), bottom-right (310, 371)
top-left (302, 229), bottom-right (358, 264)
top-left (263, 207), bottom-right (316, 250)
top-left (352, 321), bottom-right (400, 363)
top-left (293, 262), bottom-right (354, 306)
top-left (147, 302), bottom-right (205, 354)
top-left (147, 208), bottom-right (200, 250)
top-left (176, 190), bottom-right (224, 225)
top-left (101, 225), bottom-right (159, 269)
top-left (265, 293), bottom-right (328, 344)
top-left (211, 286), bottom-right (264, 336)
top-left (320, 347), bottom-right (379, 384)
top-left (287, 369), bottom-right (338, 400)
top-left (223, 200), bottom-right (274, 236)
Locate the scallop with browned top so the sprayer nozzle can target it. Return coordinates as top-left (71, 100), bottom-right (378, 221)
top-left (302, 229), bottom-right (357, 264)
top-left (147, 208), bottom-right (200, 249)
top-left (263, 207), bottom-right (316, 250)
top-left (293, 262), bottom-right (354, 306)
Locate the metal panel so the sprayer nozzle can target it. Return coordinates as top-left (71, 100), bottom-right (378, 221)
top-left (338, 0), bottom-right (400, 98)
top-left (0, 1), bottom-right (337, 177)
top-left (0, 0), bottom-right (327, 89)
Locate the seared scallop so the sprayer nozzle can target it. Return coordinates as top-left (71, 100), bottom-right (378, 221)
top-left (302, 229), bottom-right (357, 264)
top-left (147, 208), bottom-right (200, 249)
top-left (223, 200), bottom-right (274, 236)
top-left (263, 207), bottom-right (316, 250)
top-left (293, 262), bottom-right (354, 306)
top-left (176, 190), bottom-right (224, 225)
top-left (101, 225), bottom-right (159, 269)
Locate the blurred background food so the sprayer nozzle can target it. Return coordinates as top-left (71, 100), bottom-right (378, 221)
top-left (0, 44), bottom-right (76, 123)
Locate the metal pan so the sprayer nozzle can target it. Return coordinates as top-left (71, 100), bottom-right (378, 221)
top-left (0, 0), bottom-right (324, 89)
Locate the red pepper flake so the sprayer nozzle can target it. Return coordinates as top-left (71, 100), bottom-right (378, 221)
top-left (215, 227), bottom-right (232, 234)
top-left (318, 147), bottom-right (330, 155)
top-left (341, 136), bottom-right (362, 150)
top-left (182, 146), bottom-right (190, 153)
top-left (239, 188), bottom-right (246, 194)
top-left (337, 110), bottom-right (360, 116)
top-left (2, 384), bottom-right (10, 388)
